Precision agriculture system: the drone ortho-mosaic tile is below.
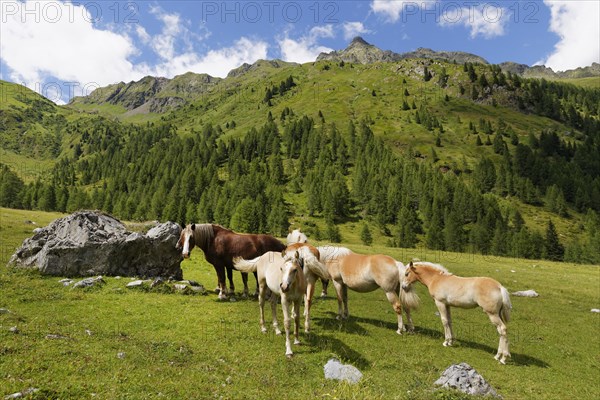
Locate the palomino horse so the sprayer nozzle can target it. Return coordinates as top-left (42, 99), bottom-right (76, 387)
top-left (234, 251), bottom-right (314, 358)
top-left (402, 261), bottom-right (512, 364)
top-left (286, 228), bottom-right (329, 298)
top-left (318, 246), bottom-right (420, 334)
top-left (283, 243), bottom-right (330, 333)
top-left (176, 224), bottom-right (285, 300)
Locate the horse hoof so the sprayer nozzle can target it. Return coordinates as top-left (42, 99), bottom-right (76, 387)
top-left (320, 292), bottom-right (327, 298)
top-left (286, 353), bottom-right (293, 359)
top-left (261, 328), bottom-right (267, 334)
top-left (229, 297), bottom-right (237, 302)
top-left (294, 340), bottom-right (301, 345)
top-left (275, 330), bottom-right (282, 336)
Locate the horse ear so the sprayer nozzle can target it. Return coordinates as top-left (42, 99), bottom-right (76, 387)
top-left (281, 250), bottom-right (286, 257)
top-left (191, 223), bottom-right (196, 231)
top-left (409, 261), bottom-right (415, 269)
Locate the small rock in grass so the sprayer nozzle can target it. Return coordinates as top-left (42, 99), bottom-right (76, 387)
top-left (46, 334), bottom-right (69, 340)
top-left (512, 290), bottom-right (539, 297)
top-left (126, 280), bottom-right (146, 288)
top-left (324, 358), bottom-right (362, 384)
top-left (73, 276), bottom-right (105, 288)
top-left (117, 352), bottom-right (126, 359)
top-left (434, 363), bottom-right (501, 398)
top-left (4, 387), bottom-right (39, 399)
top-left (59, 278), bottom-right (74, 286)
top-left (9, 326), bottom-right (19, 334)
top-left (0, 308), bottom-right (11, 314)
top-left (173, 284), bottom-right (187, 291)
top-left (591, 309), bottom-right (600, 313)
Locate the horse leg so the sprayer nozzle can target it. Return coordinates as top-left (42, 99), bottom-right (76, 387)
top-left (341, 284), bottom-right (349, 319)
top-left (259, 283), bottom-right (267, 333)
top-left (332, 280), bottom-right (345, 320)
top-left (271, 294), bottom-right (281, 335)
top-left (304, 274), bottom-right (317, 333)
top-left (435, 300), bottom-right (454, 346)
top-left (281, 295), bottom-right (293, 358)
top-left (293, 299), bottom-right (301, 346)
top-left (404, 307), bottom-right (415, 333)
top-left (240, 272), bottom-right (249, 299)
top-left (215, 265), bottom-right (228, 300)
top-left (253, 271), bottom-right (259, 297)
top-left (321, 278), bottom-right (329, 298)
top-left (385, 291), bottom-right (405, 335)
top-left (226, 266), bottom-right (235, 295)
top-left (488, 312), bottom-right (510, 364)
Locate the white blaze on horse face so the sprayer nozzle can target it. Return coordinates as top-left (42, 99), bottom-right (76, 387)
top-left (280, 259), bottom-right (296, 293)
top-left (182, 232), bottom-right (191, 258)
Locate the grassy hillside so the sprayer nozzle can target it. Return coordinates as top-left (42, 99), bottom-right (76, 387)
top-left (1, 208), bottom-right (599, 399)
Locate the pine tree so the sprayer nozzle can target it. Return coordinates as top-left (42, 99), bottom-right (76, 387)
top-left (544, 220), bottom-right (564, 261)
top-left (326, 221), bottom-right (341, 243)
top-left (360, 223), bottom-right (373, 246)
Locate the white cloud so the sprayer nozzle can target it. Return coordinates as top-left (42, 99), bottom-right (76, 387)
top-left (439, 4), bottom-right (509, 39)
top-left (278, 26), bottom-right (335, 63)
top-left (371, 0), bottom-right (432, 23)
top-left (0, 1), bottom-right (141, 88)
top-left (538, 1), bottom-right (600, 71)
top-left (153, 37), bottom-right (268, 78)
top-left (0, 1), bottom-right (268, 102)
top-left (342, 22), bottom-right (372, 41)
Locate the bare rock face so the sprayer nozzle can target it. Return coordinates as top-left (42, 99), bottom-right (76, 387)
top-left (8, 211), bottom-right (183, 279)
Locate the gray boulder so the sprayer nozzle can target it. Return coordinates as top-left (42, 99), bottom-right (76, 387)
top-left (512, 290), bottom-right (539, 297)
top-left (8, 211), bottom-right (183, 279)
top-left (324, 358), bottom-right (362, 384)
top-left (434, 363), bottom-right (501, 398)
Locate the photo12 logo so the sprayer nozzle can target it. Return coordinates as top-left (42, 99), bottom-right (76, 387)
top-left (200, 1), bottom-right (339, 24)
top-left (1, 1), bottom-right (139, 24)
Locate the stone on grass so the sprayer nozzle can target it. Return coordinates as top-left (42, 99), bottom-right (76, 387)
top-left (512, 290), bottom-right (539, 297)
top-left (434, 363), bottom-right (500, 398)
top-left (0, 308), bottom-right (11, 314)
top-left (59, 278), bottom-right (74, 286)
top-left (324, 358), bottom-right (362, 384)
top-left (591, 309), bottom-right (600, 313)
top-left (9, 326), bottom-right (19, 334)
top-left (9, 211), bottom-right (183, 279)
top-left (73, 276), bottom-right (105, 289)
top-left (4, 388), bottom-right (39, 399)
top-left (126, 280), bottom-right (147, 288)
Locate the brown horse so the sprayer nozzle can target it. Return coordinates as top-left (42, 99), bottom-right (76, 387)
top-left (176, 224), bottom-right (285, 300)
top-left (318, 246), bottom-right (420, 334)
top-left (402, 261), bottom-right (512, 364)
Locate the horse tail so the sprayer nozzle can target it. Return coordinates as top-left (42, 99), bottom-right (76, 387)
top-left (397, 261), bottom-right (420, 310)
top-left (232, 256), bottom-right (259, 273)
top-left (499, 285), bottom-right (512, 323)
top-left (303, 253), bottom-right (331, 280)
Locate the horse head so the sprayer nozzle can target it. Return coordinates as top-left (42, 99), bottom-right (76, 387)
top-left (280, 250), bottom-right (304, 293)
top-left (402, 261), bottom-right (419, 291)
top-left (176, 223), bottom-right (196, 259)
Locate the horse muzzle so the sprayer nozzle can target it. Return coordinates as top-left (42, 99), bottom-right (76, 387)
top-left (182, 253), bottom-right (190, 259)
top-left (401, 284), bottom-right (411, 291)
top-left (280, 283), bottom-right (289, 293)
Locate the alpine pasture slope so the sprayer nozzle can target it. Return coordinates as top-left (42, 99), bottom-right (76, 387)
top-left (1, 208), bottom-right (598, 399)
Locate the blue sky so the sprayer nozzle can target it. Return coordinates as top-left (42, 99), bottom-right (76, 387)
top-left (1, 0), bottom-right (598, 103)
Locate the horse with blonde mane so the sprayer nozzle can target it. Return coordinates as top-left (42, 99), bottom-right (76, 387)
top-left (317, 246), bottom-right (420, 335)
top-left (402, 261), bottom-right (512, 364)
top-left (286, 228), bottom-right (329, 298)
top-left (234, 250), bottom-right (328, 358)
top-left (283, 242), bottom-right (330, 333)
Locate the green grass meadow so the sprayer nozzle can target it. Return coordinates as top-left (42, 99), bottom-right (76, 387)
top-left (1, 208), bottom-right (599, 399)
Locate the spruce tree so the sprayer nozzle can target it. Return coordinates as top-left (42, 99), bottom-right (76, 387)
top-left (544, 220), bottom-right (564, 261)
top-left (360, 223), bottom-right (373, 246)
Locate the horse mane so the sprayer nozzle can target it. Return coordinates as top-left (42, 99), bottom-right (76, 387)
top-left (413, 261), bottom-right (452, 275)
top-left (316, 246), bottom-right (352, 262)
top-left (193, 224), bottom-right (215, 250)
